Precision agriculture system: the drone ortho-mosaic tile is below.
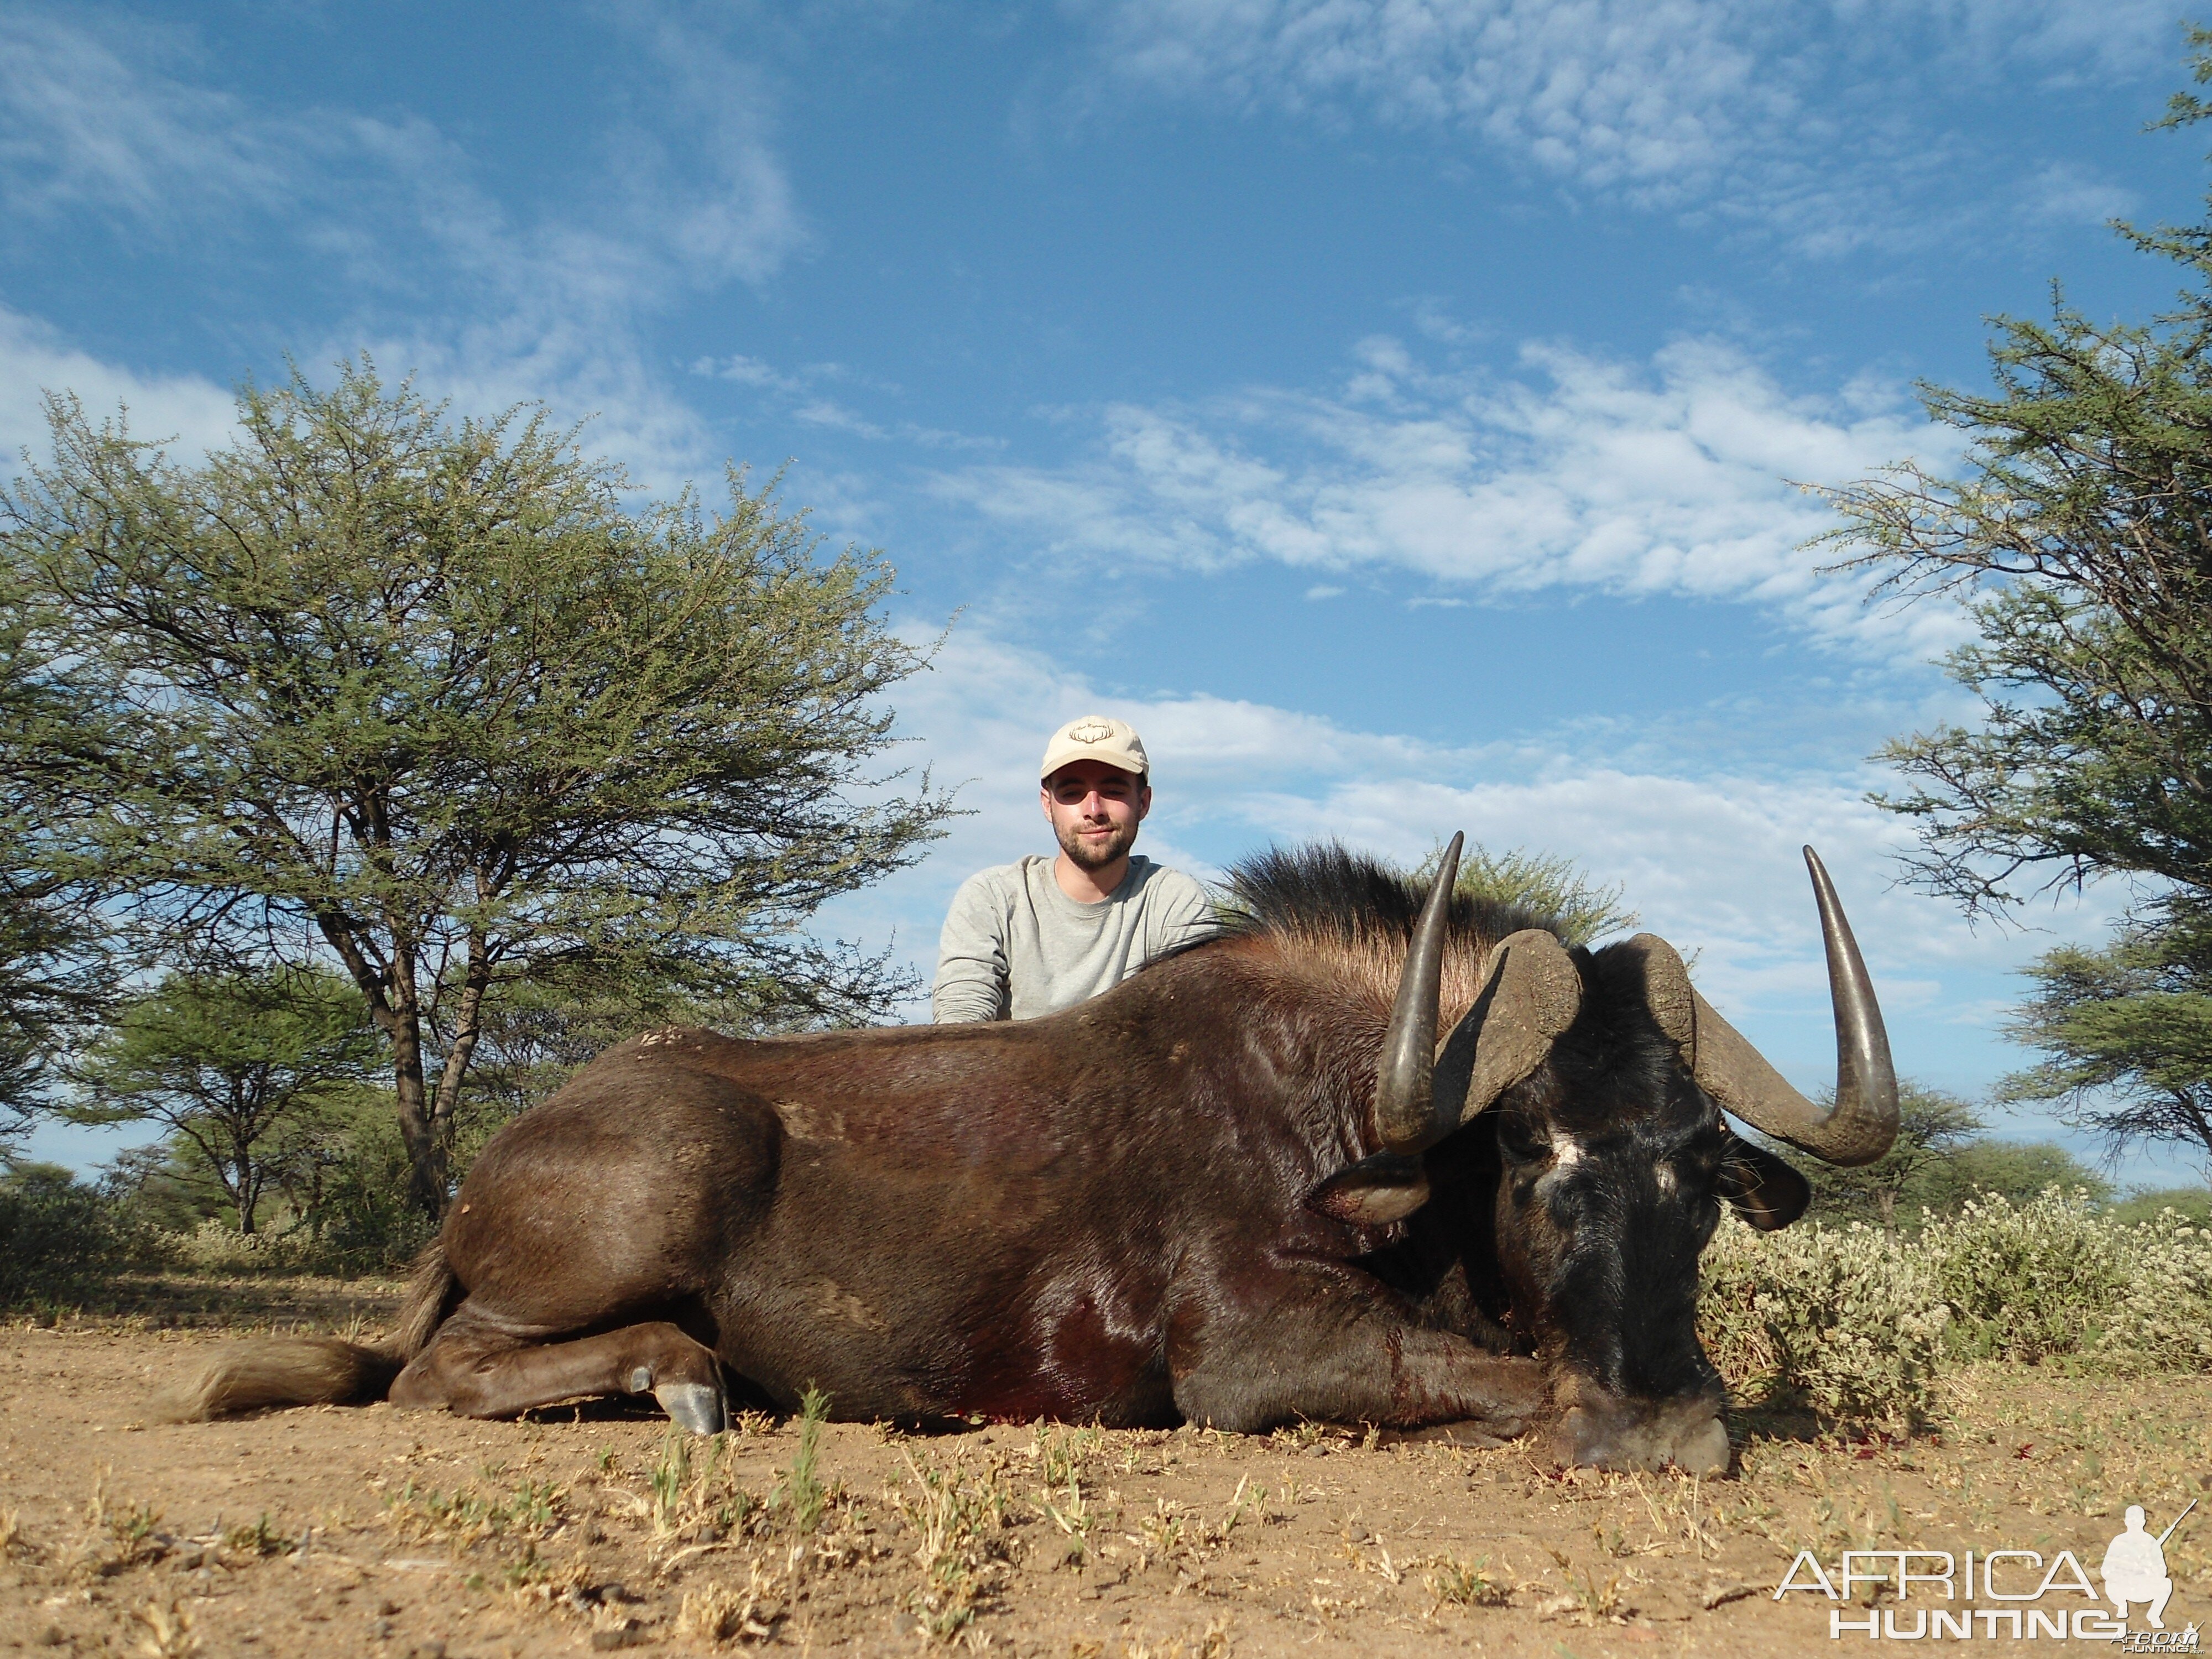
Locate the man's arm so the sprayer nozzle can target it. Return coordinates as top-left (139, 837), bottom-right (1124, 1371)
top-left (931, 872), bottom-right (1013, 1023)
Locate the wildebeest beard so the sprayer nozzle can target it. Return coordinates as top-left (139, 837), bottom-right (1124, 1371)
top-left (148, 838), bottom-right (1887, 1480)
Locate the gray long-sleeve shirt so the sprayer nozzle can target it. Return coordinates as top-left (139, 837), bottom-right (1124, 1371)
top-left (930, 854), bottom-right (1215, 1023)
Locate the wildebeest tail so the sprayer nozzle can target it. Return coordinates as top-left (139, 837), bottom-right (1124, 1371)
top-left (150, 1240), bottom-right (457, 1423)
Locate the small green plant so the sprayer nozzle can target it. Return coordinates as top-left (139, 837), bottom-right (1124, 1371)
top-left (1038, 1477), bottom-right (1097, 1566)
top-left (1428, 1554), bottom-right (1510, 1608)
top-left (650, 1433), bottom-right (691, 1536)
top-left (1027, 1423), bottom-right (1101, 1488)
top-left (1214, 1476), bottom-right (1265, 1542)
top-left (1136, 1497), bottom-right (1186, 1557)
top-left (890, 1448), bottom-right (1013, 1641)
top-left (382, 1477), bottom-right (567, 1548)
top-left (83, 1469), bottom-right (165, 1572)
top-left (647, 1431), bottom-right (761, 1543)
top-left (221, 1514), bottom-right (283, 1558)
top-left (1545, 1548), bottom-right (1623, 1624)
top-left (769, 1385), bottom-right (831, 1532)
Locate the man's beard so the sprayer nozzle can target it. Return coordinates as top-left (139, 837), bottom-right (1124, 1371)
top-left (1057, 817), bottom-right (1138, 872)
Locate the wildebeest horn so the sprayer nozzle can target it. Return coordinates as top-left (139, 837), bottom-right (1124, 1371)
top-left (1374, 833), bottom-right (1462, 1150)
top-left (1625, 847), bottom-right (1899, 1168)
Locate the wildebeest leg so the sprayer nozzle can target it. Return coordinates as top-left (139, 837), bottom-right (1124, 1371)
top-left (390, 1307), bottom-right (727, 1433)
top-left (1167, 1265), bottom-right (1545, 1436)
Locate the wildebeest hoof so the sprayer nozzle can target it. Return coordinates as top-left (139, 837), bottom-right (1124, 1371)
top-left (655, 1381), bottom-right (725, 1436)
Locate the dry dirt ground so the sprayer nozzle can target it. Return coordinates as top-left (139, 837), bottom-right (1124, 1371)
top-left (2, 1278), bottom-right (2210, 1658)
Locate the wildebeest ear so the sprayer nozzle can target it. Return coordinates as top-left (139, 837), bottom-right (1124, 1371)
top-left (1716, 1138), bottom-right (1810, 1232)
top-left (1307, 1151), bottom-right (1432, 1226)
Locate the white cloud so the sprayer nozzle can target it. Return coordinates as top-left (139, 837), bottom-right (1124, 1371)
top-left (1078, 0), bottom-right (2178, 246)
top-left (2023, 160), bottom-right (2137, 227)
top-left (935, 334), bottom-right (1966, 658)
top-left (0, 11), bottom-right (286, 226)
top-left (0, 7), bottom-right (807, 495)
top-left (0, 305), bottom-right (237, 472)
top-left (690, 350), bottom-right (1004, 454)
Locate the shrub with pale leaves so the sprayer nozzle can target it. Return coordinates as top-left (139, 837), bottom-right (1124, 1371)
top-left (1699, 1211), bottom-right (1948, 1427)
top-left (1697, 1187), bottom-right (2212, 1427)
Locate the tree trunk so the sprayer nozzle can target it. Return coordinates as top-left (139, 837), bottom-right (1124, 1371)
top-left (229, 1087), bottom-right (259, 1235)
top-left (319, 907), bottom-right (448, 1220)
top-left (388, 958), bottom-right (446, 1220)
top-left (428, 928), bottom-right (493, 1165)
top-left (1877, 1187), bottom-right (1897, 1234)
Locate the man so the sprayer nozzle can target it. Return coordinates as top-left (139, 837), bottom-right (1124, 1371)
top-left (932, 715), bottom-right (1214, 1022)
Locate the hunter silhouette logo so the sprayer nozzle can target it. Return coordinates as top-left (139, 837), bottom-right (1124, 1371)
top-left (2105, 1501), bottom-right (2193, 1629)
top-left (1772, 1497), bottom-right (2197, 1643)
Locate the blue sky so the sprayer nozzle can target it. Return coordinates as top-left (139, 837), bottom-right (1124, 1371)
top-left (6, 0), bottom-right (2209, 1185)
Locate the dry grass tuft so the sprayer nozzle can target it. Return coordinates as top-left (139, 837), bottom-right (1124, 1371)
top-left (677, 1559), bottom-right (786, 1645)
top-left (1426, 1553), bottom-right (1511, 1608)
top-left (889, 1446), bottom-right (1016, 1641)
top-left (131, 1600), bottom-right (200, 1659)
top-left (82, 1468), bottom-right (164, 1577)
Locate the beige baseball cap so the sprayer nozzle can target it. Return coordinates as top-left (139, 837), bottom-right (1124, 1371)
top-left (1040, 714), bottom-right (1150, 781)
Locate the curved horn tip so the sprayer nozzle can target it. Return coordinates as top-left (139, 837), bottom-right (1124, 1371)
top-left (1690, 844), bottom-right (1900, 1167)
top-left (1371, 831), bottom-right (1466, 1152)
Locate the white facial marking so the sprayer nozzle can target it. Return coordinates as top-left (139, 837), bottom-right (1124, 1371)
top-left (1655, 1164), bottom-right (1677, 1194)
top-left (1536, 1135), bottom-right (1585, 1196)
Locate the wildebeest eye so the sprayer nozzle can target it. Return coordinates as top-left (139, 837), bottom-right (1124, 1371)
top-left (1496, 1115), bottom-right (1551, 1165)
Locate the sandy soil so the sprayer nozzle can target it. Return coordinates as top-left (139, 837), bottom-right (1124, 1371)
top-left (2, 1282), bottom-right (2209, 1658)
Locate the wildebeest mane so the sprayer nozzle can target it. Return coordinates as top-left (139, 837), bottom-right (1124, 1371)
top-left (1196, 842), bottom-right (1564, 1022)
top-left (1214, 841), bottom-right (1558, 951)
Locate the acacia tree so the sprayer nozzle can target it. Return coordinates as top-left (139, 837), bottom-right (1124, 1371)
top-left (66, 968), bottom-right (378, 1234)
top-left (1818, 38), bottom-right (2212, 1170)
top-left (3, 361), bottom-right (951, 1215)
top-left (1798, 1084), bottom-right (1984, 1231)
top-left (0, 564), bottom-right (112, 1134)
top-left (1417, 842), bottom-right (1637, 947)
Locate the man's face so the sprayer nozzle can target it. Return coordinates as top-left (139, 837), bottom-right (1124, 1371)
top-left (1041, 760), bottom-right (1151, 872)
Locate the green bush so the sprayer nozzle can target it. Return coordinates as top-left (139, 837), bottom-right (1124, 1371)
top-left (293, 1103), bottom-right (436, 1273)
top-left (1923, 1189), bottom-right (2136, 1364)
top-left (0, 1163), bottom-right (160, 1308)
top-left (2107, 1186), bottom-right (2212, 1226)
top-left (1699, 1186), bottom-right (2212, 1427)
top-left (1700, 1211), bottom-right (1949, 1428)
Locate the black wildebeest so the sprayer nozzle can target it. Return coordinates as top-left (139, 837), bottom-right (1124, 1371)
top-left (163, 837), bottom-right (1896, 1472)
